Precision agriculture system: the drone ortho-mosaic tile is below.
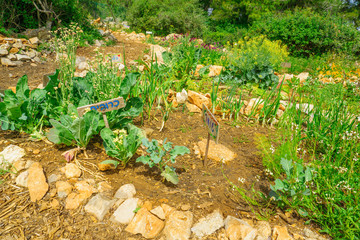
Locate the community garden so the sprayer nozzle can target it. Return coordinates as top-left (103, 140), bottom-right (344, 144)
top-left (1, 0), bottom-right (360, 239)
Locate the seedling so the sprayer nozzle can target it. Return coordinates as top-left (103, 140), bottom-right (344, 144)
top-left (136, 138), bottom-right (190, 184)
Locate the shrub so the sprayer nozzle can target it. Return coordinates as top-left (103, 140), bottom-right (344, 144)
top-left (249, 9), bottom-right (360, 57)
top-left (126, 0), bottom-right (207, 36)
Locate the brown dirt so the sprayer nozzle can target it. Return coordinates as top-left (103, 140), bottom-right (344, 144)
top-left (0, 109), bottom-right (312, 239)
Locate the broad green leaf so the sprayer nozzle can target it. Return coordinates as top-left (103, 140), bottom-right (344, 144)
top-left (161, 166), bottom-right (179, 184)
top-left (274, 179), bottom-right (285, 191)
top-left (30, 89), bottom-right (46, 103)
top-left (47, 128), bottom-right (74, 145)
top-left (280, 158), bottom-right (292, 176)
top-left (16, 75), bottom-right (30, 100)
top-left (304, 168), bottom-right (312, 182)
top-left (119, 72), bottom-right (140, 97)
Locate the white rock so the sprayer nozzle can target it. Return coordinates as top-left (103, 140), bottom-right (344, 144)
top-left (0, 145), bottom-right (26, 165)
top-left (15, 170), bottom-right (29, 187)
top-left (112, 198), bottom-right (139, 224)
top-left (48, 174), bottom-right (59, 183)
top-left (176, 89), bottom-right (188, 104)
top-left (33, 57), bottom-right (41, 63)
top-left (7, 54), bottom-right (16, 61)
top-left (13, 41), bottom-right (23, 49)
top-left (114, 183), bottom-right (136, 199)
top-left (164, 210), bottom-right (193, 240)
top-left (78, 61), bottom-right (89, 70)
top-left (191, 209), bottom-right (224, 238)
top-left (0, 49), bottom-right (8, 56)
top-left (26, 50), bottom-right (37, 59)
top-left (29, 37), bottom-right (39, 45)
top-left (85, 194), bottom-right (115, 221)
top-left (16, 54), bottom-right (31, 61)
top-left (1, 57), bottom-right (17, 67)
top-left (150, 206), bottom-right (166, 220)
top-left (94, 40), bottom-right (102, 47)
top-left (224, 216), bottom-right (257, 240)
top-left (25, 160), bottom-right (34, 169)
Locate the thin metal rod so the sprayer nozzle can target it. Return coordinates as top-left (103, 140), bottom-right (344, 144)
top-left (103, 113), bottom-right (109, 128)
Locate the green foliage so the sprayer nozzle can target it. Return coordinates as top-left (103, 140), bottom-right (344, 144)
top-left (258, 81), bottom-right (360, 239)
top-left (100, 125), bottom-right (144, 166)
top-left (47, 110), bottom-right (100, 148)
top-left (127, 0), bottom-right (207, 36)
top-left (250, 9), bottom-right (360, 57)
top-left (0, 75), bottom-right (47, 133)
top-left (218, 35), bottom-right (288, 88)
top-left (163, 35), bottom-right (225, 79)
top-left (270, 158), bottom-right (314, 211)
top-left (136, 138), bottom-right (190, 184)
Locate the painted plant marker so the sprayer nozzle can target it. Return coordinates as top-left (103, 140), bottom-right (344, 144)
top-left (202, 104), bottom-right (220, 166)
top-left (77, 97), bottom-right (125, 128)
top-left (111, 54), bottom-right (122, 63)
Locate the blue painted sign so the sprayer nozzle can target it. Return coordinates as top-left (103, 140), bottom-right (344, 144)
top-left (202, 104), bottom-right (220, 143)
top-left (77, 97), bottom-right (125, 117)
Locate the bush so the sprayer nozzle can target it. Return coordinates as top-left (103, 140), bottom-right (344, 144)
top-left (249, 9), bottom-right (360, 57)
top-left (127, 0), bottom-right (207, 36)
top-left (203, 21), bottom-right (248, 45)
top-left (218, 35), bottom-right (288, 88)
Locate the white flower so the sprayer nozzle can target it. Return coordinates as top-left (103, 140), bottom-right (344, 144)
top-left (238, 177), bottom-right (245, 184)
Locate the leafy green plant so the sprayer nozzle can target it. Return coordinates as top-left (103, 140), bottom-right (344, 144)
top-left (136, 138), bottom-right (190, 184)
top-left (100, 124), bottom-right (144, 166)
top-left (47, 109), bottom-right (100, 150)
top-left (270, 158), bottom-right (314, 211)
top-left (0, 75), bottom-right (47, 133)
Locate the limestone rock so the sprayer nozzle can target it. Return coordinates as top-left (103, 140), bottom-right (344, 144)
top-left (194, 64), bottom-right (205, 76)
top-left (304, 228), bottom-right (325, 240)
top-left (1, 58), bottom-right (16, 67)
top-left (191, 209), bottom-right (224, 238)
top-left (296, 72), bottom-right (309, 83)
top-left (185, 102), bottom-right (201, 113)
top-left (97, 181), bottom-right (113, 198)
top-left (114, 183), bottom-right (136, 199)
top-left (27, 162), bottom-right (48, 202)
top-left (75, 180), bottom-right (96, 198)
top-left (29, 37), bottom-right (39, 45)
top-left (112, 198), bottom-right (139, 224)
top-left (61, 163), bottom-right (82, 178)
top-left (0, 145), bottom-right (25, 165)
top-left (13, 41), bottom-right (23, 49)
top-left (16, 54), bottom-right (31, 61)
top-left (256, 221), bottom-right (271, 239)
top-left (85, 194), bottom-right (115, 221)
top-left (125, 207), bottom-right (165, 238)
top-left (150, 206), bottom-right (166, 220)
top-left (48, 174), bottom-right (59, 183)
top-left (56, 181), bottom-right (72, 198)
top-left (164, 210), bottom-right (193, 240)
top-left (15, 170), bottom-right (29, 187)
top-left (176, 89), bottom-right (188, 104)
top-left (12, 160), bottom-right (26, 172)
top-left (224, 216), bottom-right (257, 240)
top-left (272, 226), bottom-right (293, 240)
top-left (150, 44), bottom-right (167, 64)
top-left (187, 90), bottom-right (211, 109)
top-left (243, 98), bottom-right (264, 116)
top-left (0, 49), bottom-right (8, 56)
top-left (78, 61), bottom-right (89, 70)
top-left (161, 203), bottom-right (175, 218)
top-left (7, 53), bottom-right (17, 60)
top-left (197, 139), bottom-right (236, 163)
top-left (208, 65), bottom-right (224, 77)
top-left (65, 192), bottom-right (89, 210)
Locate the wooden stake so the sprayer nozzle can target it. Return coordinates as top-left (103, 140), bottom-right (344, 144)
top-left (204, 132), bottom-right (211, 166)
top-left (102, 113), bottom-right (109, 128)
